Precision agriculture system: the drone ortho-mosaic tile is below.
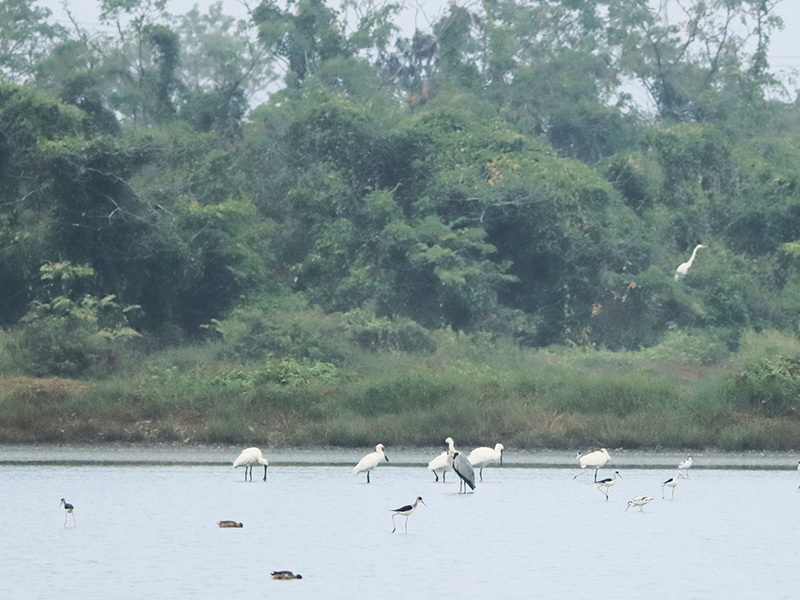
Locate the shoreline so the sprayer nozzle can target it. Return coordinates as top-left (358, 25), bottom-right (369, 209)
top-left (1, 443), bottom-right (798, 469)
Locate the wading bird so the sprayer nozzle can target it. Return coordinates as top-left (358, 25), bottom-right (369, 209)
top-left (626, 496), bottom-right (653, 512)
top-left (662, 473), bottom-right (680, 499)
top-left (427, 437), bottom-right (456, 482)
top-left (674, 244), bottom-right (706, 281)
top-left (271, 571), bottom-right (302, 580)
top-left (353, 444), bottom-right (389, 483)
top-left (597, 471), bottom-right (621, 500)
top-left (678, 456), bottom-right (693, 477)
top-left (468, 443), bottom-right (504, 482)
top-left (60, 498), bottom-right (76, 527)
top-left (574, 448), bottom-right (611, 482)
top-left (233, 447), bottom-right (269, 482)
top-left (391, 496), bottom-right (426, 533)
top-left (218, 521), bottom-right (243, 528)
top-left (449, 451), bottom-right (476, 493)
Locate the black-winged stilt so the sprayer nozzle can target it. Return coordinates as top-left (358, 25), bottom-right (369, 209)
top-left (391, 496), bottom-right (426, 533)
top-left (596, 471), bottom-right (621, 500)
top-left (60, 498), bottom-right (75, 526)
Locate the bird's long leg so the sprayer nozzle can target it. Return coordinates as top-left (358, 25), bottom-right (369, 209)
top-left (263, 465), bottom-right (268, 482)
top-left (392, 515), bottom-right (397, 533)
top-left (442, 471), bottom-right (445, 483)
top-left (594, 467), bottom-right (599, 483)
top-left (434, 472), bottom-right (439, 482)
top-left (479, 467), bottom-right (484, 482)
top-left (367, 471), bottom-right (370, 484)
top-left (405, 516), bottom-right (409, 533)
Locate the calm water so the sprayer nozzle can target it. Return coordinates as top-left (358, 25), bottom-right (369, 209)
top-left (2, 448), bottom-right (799, 599)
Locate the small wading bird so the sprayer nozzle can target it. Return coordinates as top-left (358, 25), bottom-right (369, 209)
top-left (678, 456), bottom-right (693, 477)
top-left (449, 451), bottom-right (476, 493)
top-left (353, 443), bottom-right (389, 483)
top-left (60, 498), bottom-right (76, 527)
top-left (574, 448), bottom-right (611, 482)
top-left (218, 521), bottom-right (243, 528)
top-left (271, 571), bottom-right (302, 580)
top-left (662, 473), bottom-right (681, 499)
top-left (674, 244), bottom-right (706, 281)
top-left (596, 471), bottom-right (621, 500)
top-left (233, 447), bottom-right (269, 482)
top-left (468, 443), bottom-right (504, 482)
top-left (427, 437), bottom-right (457, 482)
top-left (626, 496), bottom-right (654, 512)
top-left (391, 496), bottom-right (426, 533)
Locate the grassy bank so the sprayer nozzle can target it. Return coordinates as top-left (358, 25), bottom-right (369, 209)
top-left (2, 329), bottom-right (800, 450)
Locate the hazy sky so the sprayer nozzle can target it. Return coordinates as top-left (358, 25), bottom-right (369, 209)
top-left (37, 0), bottom-right (800, 102)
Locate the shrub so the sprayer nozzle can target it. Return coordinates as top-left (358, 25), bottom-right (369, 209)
top-left (729, 356), bottom-right (800, 416)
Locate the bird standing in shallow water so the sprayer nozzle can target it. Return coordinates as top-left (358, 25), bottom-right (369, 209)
top-left (218, 520), bottom-right (243, 528)
top-left (233, 447), bottom-right (269, 481)
top-left (678, 456), bottom-right (693, 478)
top-left (449, 451), bottom-right (476, 493)
top-left (468, 443), bottom-right (504, 482)
top-left (427, 437), bottom-right (456, 482)
top-left (391, 496), bottom-right (426, 533)
top-left (662, 473), bottom-right (680, 499)
top-left (60, 498), bottom-right (76, 527)
top-left (574, 448), bottom-right (611, 482)
top-left (271, 571), bottom-right (302, 580)
top-left (352, 444), bottom-right (389, 483)
top-left (626, 496), bottom-right (653, 512)
top-left (596, 471), bottom-right (621, 500)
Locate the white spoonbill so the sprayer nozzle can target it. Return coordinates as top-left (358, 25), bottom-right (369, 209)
top-left (574, 448), bottom-right (611, 481)
top-left (233, 447), bottom-right (269, 481)
top-left (353, 443), bottom-right (389, 483)
top-left (596, 471), bottom-right (621, 500)
top-left (674, 244), bottom-right (706, 281)
top-left (60, 498), bottom-right (76, 527)
top-left (391, 496), bottom-right (426, 533)
top-left (427, 437), bottom-right (456, 482)
top-left (468, 443), bottom-right (504, 482)
top-left (678, 456), bottom-right (693, 477)
top-left (625, 496), bottom-right (653, 512)
top-left (449, 451), bottom-right (476, 493)
top-left (662, 473), bottom-right (680, 499)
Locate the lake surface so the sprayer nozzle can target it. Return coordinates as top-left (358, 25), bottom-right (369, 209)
top-left (2, 446), bottom-right (799, 599)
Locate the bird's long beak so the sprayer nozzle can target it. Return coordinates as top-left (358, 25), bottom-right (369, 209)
top-left (625, 504), bottom-right (630, 511)
top-left (385, 454), bottom-right (390, 462)
top-left (420, 499), bottom-right (427, 506)
top-left (500, 454), bottom-right (503, 467)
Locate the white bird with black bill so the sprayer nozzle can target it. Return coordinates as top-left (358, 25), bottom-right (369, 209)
top-left (468, 443), bottom-right (504, 482)
top-left (353, 443), bottom-right (389, 483)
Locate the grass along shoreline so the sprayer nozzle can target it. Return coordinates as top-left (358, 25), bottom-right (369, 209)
top-left (3, 329), bottom-right (800, 451)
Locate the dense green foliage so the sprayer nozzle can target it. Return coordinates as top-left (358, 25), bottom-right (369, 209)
top-left (2, 0), bottom-right (800, 447)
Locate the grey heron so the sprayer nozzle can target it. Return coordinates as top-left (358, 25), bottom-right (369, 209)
top-left (450, 451), bottom-right (476, 493)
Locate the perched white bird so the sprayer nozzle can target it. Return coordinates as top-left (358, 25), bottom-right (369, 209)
top-left (625, 496), bottom-right (653, 512)
top-left (662, 473), bottom-right (680, 499)
top-left (233, 447), bottom-right (269, 481)
top-left (574, 448), bottom-right (611, 481)
top-left (427, 437), bottom-right (456, 482)
top-left (353, 443), bottom-right (389, 483)
top-left (391, 496), bottom-right (426, 533)
top-left (678, 456), bottom-right (693, 477)
top-left (596, 471), bottom-right (621, 500)
top-left (468, 443), bottom-right (504, 482)
top-left (674, 244), bottom-right (706, 280)
top-left (449, 451), bottom-right (476, 493)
